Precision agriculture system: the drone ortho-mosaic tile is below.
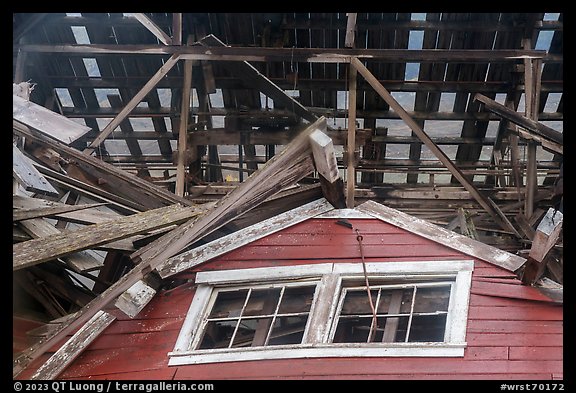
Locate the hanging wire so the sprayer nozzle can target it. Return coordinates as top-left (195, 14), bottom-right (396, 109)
top-left (355, 228), bottom-right (378, 342)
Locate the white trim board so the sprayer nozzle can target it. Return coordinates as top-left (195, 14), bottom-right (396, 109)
top-left (157, 198), bottom-right (526, 279)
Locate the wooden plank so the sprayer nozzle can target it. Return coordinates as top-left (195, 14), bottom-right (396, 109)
top-left (132, 13), bottom-right (172, 45)
top-left (13, 202), bottom-right (108, 222)
top-left (30, 311), bottom-right (115, 380)
top-left (13, 144), bottom-right (59, 197)
top-left (12, 95), bottom-right (91, 145)
top-left (357, 199), bottom-right (526, 272)
top-left (309, 130), bottom-right (339, 183)
top-left (13, 117), bottom-right (325, 378)
top-left (471, 280), bottom-right (554, 303)
top-left (474, 93), bottom-right (563, 148)
top-left (350, 57), bottom-right (520, 236)
top-left (156, 198), bottom-right (334, 278)
top-left (13, 204), bottom-right (206, 270)
top-left (18, 218), bottom-right (103, 272)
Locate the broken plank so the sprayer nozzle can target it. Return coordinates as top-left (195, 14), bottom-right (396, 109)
top-left (114, 280), bottom-right (157, 318)
top-left (30, 310), bottom-right (115, 380)
top-left (13, 144), bottom-right (59, 197)
top-left (13, 204), bottom-right (206, 270)
top-left (309, 129), bottom-right (340, 183)
top-left (18, 218), bottom-right (103, 272)
top-left (521, 208), bottom-right (563, 285)
top-left (13, 203), bottom-right (108, 222)
top-left (13, 95), bottom-right (91, 145)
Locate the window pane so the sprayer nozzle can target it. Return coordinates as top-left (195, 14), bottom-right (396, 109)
top-left (208, 289), bottom-right (249, 318)
top-left (244, 288), bottom-right (281, 317)
top-left (277, 286), bottom-right (315, 314)
top-left (232, 317), bottom-right (273, 347)
top-left (413, 286), bottom-right (450, 313)
top-left (340, 289), bottom-right (379, 315)
top-left (408, 314), bottom-right (447, 342)
top-left (268, 316), bottom-right (308, 345)
top-left (333, 316), bottom-right (373, 343)
top-left (198, 320), bottom-right (237, 349)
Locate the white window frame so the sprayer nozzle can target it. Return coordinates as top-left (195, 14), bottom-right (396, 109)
top-left (168, 260), bottom-right (473, 366)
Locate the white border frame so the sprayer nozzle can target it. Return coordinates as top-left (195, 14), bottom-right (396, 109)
top-left (169, 260), bottom-right (473, 365)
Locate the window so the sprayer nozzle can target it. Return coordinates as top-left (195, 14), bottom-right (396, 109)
top-left (169, 261), bottom-right (473, 365)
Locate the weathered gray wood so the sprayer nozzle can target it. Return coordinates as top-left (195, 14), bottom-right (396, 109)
top-left (157, 198), bottom-right (334, 278)
top-left (14, 120), bottom-right (193, 209)
top-left (13, 202), bottom-right (107, 222)
top-left (29, 310), bottom-right (115, 380)
top-left (132, 13), bottom-right (172, 45)
top-left (114, 280), bottom-right (157, 318)
top-left (175, 49), bottom-right (193, 197)
top-left (13, 204), bottom-right (206, 270)
top-left (347, 64), bottom-right (358, 208)
top-left (309, 130), bottom-right (339, 183)
top-left (345, 13), bottom-right (357, 48)
top-left (19, 44), bottom-right (553, 63)
top-left (474, 93), bottom-right (563, 148)
top-left (521, 208), bottom-right (563, 285)
top-left (18, 218), bottom-right (103, 272)
top-left (357, 200), bottom-right (526, 272)
top-left (13, 144), bottom-right (59, 197)
top-left (351, 57), bottom-right (520, 237)
top-left (13, 95), bottom-right (91, 145)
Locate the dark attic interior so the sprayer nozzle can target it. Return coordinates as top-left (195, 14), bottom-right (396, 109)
top-left (12, 12), bottom-right (563, 376)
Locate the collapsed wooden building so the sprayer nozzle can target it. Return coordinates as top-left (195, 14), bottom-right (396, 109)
top-left (13, 12), bottom-right (563, 380)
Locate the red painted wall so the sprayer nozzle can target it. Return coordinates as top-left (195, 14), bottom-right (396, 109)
top-left (17, 218), bottom-right (563, 380)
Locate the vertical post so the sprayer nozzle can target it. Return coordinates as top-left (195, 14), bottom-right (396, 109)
top-left (523, 39), bottom-right (542, 218)
top-left (172, 13), bottom-right (182, 46)
top-left (347, 60), bottom-right (358, 208)
top-left (175, 41), bottom-right (193, 197)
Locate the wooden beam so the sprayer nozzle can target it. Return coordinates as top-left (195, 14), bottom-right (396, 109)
top-left (350, 57), bottom-right (520, 236)
top-left (521, 208), bottom-right (563, 285)
top-left (18, 44), bottom-right (555, 63)
top-left (171, 13), bottom-right (182, 46)
top-left (114, 280), bottom-right (157, 318)
top-left (13, 202), bottom-right (107, 222)
top-left (13, 204), bottom-right (206, 271)
top-left (345, 13), bottom-right (357, 48)
top-left (309, 130), bottom-right (339, 183)
top-left (132, 13), bottom-right (172, 45)
top-left (176, 47), bottom-right (193, 197)
top-left (29, 310), bottom-right (115, 380)
top-left (474, 93), bottom-right (562, 148)
top-left (83, 54), bottom-right (180, 154)
top-left (347, 64), bottom-right (357, 208)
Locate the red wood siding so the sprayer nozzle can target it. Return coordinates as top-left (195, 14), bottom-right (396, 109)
top-left (18, 218), bottom-right (562, 380)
